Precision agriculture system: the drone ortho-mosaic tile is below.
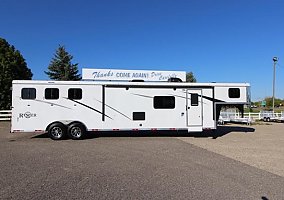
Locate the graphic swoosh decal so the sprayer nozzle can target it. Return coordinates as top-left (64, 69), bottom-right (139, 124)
top-left (131, 93), bottom-right (153, 99)
top-left (66, 98), bottom-right (113, 120)
top-left (34, 99), bottom-right (72, 109)
top-left (95, 99), bottom-right (132, 121)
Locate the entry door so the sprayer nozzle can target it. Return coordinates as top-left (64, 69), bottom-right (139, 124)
top-left (187, 90), bottom-right (202, 126)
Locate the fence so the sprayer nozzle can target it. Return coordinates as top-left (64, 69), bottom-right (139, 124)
top-left (0, 110), bottom-right (12, 121)
top-left (220, 111), bottom-right (284, 124)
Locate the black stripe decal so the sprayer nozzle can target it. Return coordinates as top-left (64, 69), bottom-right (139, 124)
top-left (131, 90), bottom-right (224, 103)
top-left (171, 93), bottom-right (225, 103)
top-left (66, 98), bottom-right (113, 120)
top-left (34, 99), bottom-right (72, 109)
top-left (184, 91), bottom-right (225, 103)
top-left (94, 99), bottom-right (132, 121)
top-left (213, 88), bottom-right (216, 120)
top-left (102, 85), bottom-right (105, 121)
top-left (197, 95), bottom-right (225, 103)
top-left (105, 104), bottom-right (132, 120)
top-left (131, 93), bottom-right (153, 98)
top-left (171, 94), bottom-right (186, 99)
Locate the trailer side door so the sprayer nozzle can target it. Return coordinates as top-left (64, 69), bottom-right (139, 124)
top-left (187, 89), bottom-right (202, 126)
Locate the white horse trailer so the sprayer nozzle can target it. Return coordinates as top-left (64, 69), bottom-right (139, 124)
top-left (11, 80), bottom-right (250, 140)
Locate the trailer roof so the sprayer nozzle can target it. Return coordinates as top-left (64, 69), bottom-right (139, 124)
top-left (12, 80), bottom-right (250, 87)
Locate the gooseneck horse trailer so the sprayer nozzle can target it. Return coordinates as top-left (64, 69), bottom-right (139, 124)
top-left (11, 80), bottom-right (250, 140)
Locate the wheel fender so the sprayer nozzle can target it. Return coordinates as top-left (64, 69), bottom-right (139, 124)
top-left (46, 121), bottom-right (66, 132)
top-left (67, 121), bottom-right (87, 132)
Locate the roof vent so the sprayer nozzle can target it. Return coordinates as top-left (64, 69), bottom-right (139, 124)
top-left (130, 79), bottom-right (145, 82)
top-left (168, 77), bottom-right (182, 82)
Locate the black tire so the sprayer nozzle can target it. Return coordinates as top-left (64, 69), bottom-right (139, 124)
top-left (263, 117), bottom-right (267, 122)
top-left (267, 117), bottom-right (270, 122)
top-left (48, 123), bottom-right (67, 140)
top-left (67, 123), bottom-right (86, 140)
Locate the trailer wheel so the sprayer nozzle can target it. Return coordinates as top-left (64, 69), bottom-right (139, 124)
top-left (48, 123), bottom-right (67, 140)
top-left (68, 123), bottom-right (86, 140)
top-left (263, 117), bottom-right (267, 122)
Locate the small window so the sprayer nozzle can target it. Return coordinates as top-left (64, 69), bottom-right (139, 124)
top-left (68, 88), bottom-right (82, 100)
top-left (21, 88), bottom-right (36, 99)
top-left (133, 112), bottom-right (145, 120)
top-left (229, 88), bottom-right (240, 98)
top-left (45, 88), bottom-right (59, 100)
top-left (154, 96), bottom-right (175, 109)
top-left (191, 94), bottom-right (199, 106)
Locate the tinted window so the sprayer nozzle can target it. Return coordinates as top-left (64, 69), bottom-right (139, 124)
top-left (45, 88), bottom-right (59, 99)
top-left (191, 94), bottom-right (199, 106)
top-left (21, 88), bottom-right (36, 99)
top-left (68, 88), bottom-right (82, 100)
top-left (229, 88), bottom-right (240, 98)
top-left (133, 112), bottom-right (145, 120)
top-left (154, 96), bottom-right (175, 109)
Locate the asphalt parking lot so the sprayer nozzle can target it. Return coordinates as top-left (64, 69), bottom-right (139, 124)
top-left (179, 123), bottom-right (284, 177)
top-left (0, 121), bottom-right (284, 200)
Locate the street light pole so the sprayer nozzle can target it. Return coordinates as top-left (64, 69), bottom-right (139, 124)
top-left (272, 57), bottom-right (278, 113)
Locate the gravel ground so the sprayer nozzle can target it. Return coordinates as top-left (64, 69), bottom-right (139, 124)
top-left (178, 123), bottom-right (284, 177)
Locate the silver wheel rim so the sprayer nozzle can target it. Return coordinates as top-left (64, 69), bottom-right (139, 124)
top-left (51, 127), bottom-right (63, 139)
top-left (70, 127), bottom-right (82, 138)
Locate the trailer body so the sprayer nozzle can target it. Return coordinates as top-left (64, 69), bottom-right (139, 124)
top-left (11, 80), bottom-right (250, 139)
top-left (260, 111), bottom-right (284, 122)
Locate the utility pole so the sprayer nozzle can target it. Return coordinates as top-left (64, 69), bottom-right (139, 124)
top-left (272, 57), bottom-right (278, 113)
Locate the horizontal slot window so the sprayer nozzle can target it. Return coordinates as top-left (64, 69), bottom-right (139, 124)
top-left (133, 112), bottom-right (145, 120)
top-left (21, 88), bottom-right (36, 99)
top-left (154, 96), bottom-right (175, 109)
top-left (229, 88), bottom-right (240, 98)
top-left (45, 88), bottom-right (59, 100)
top-left (68, 88), bottom-right (82, 100)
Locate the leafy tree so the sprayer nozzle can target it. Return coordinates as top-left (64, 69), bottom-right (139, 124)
top-left (186, 72), bottom-right (197, 82)
top-left (252, 97), bottom-right (284, 109)
top-left (0, 38), bottom-right (33, 110)
top-left (45, 45), bottom-right (81, 80)
top-left (264, 97), bottom-right (283, 107)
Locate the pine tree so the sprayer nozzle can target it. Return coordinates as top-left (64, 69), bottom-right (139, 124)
top-left (0, 38), bottom-right (33, 110)
top-left (45, 45), bottom-right (81, 81)
top-left (186, 72), bottom-right (197, 82)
